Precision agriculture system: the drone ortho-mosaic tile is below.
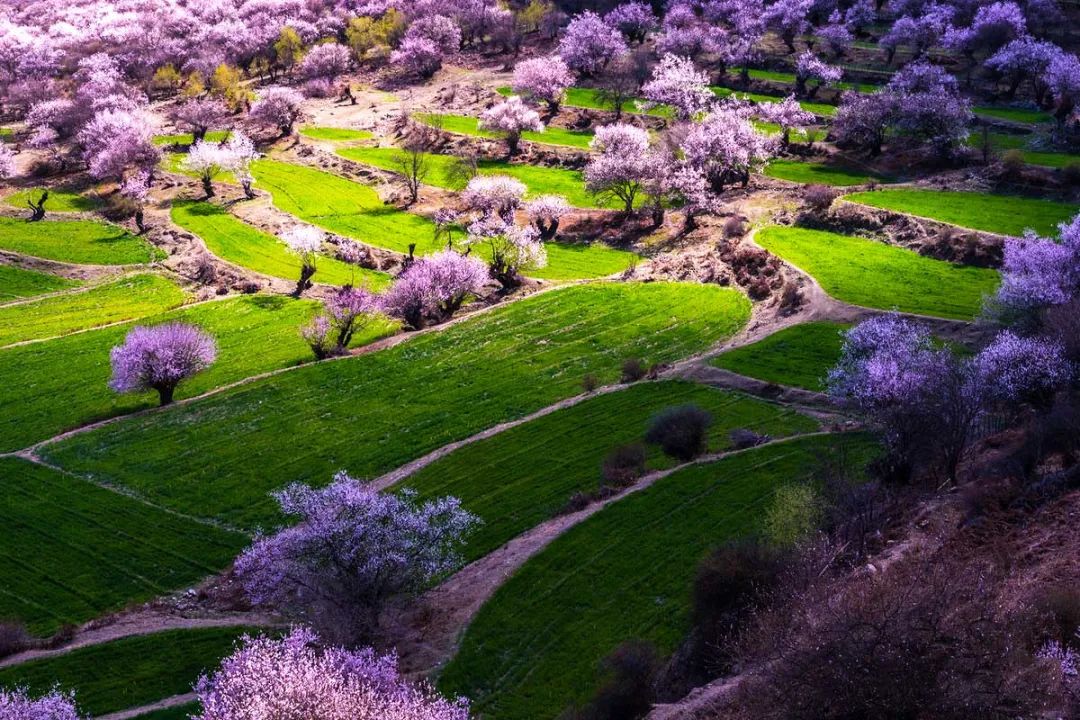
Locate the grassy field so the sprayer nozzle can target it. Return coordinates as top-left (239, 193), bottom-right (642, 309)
top-left (171, 201), bottom-right (390, 289)
top-left (973, 106), bottom-right (1053, 124)
top-left (130, 702), bottom-right (200, 720)
top-left (845, 189), bottom-right (1079, 236)
top-left (713, 322), bottom-right (850, 391)
top-left (419, 112), bottom-right (595, 150)
top-left (439, 434), bottom-right (877, 720)
top-left (162, 151), bottom-right (237, 184)
top-left (755, 226), bottom-right (999, 319)
top-left (711, 87), bottom-right (837, 117)
top-left (0, 627), bottom-right (251, 714)
top-left (0, 295), bottom-right (397, 453)
top-left (0, 216), bottom-right (163, 265)
top-left (724, 67), bottom-right (879, 93)
top-left (153, 130), bottom-right (230, 146)
top-left (401, 381), bottom-right (819, 563)
top-left (44, 282), bottom-right (751, 528)
top-left (249, 158), bottom-right (440, 255)
top-left (763, 159), bottom-right (883, 186)
top-left (0, 274), bottom-right (186, 347)
top-left (0, 265), bottom-right (80, 301)
top-left (0, 458), bottom-right (245, 635)
top-left (299, 126), bottom-right (374, 141)
top-left (4, 187), bottom-right (100, 213)
top-left (966, 130), bottom-right (1080, 168)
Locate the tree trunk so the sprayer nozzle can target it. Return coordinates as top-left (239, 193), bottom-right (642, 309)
top-left (135, 208), bottom-right (146, 234)
top-left (201, 174), bottom-right (215, 199)
top-left (294, 263), bottom-right (316, 297)
top-left (157, 384), bottom-right (175, 406)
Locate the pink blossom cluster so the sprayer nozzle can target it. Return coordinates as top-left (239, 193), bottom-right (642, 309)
top-left (477, 96), bottom-right (543, 155)
top-left (511, 57), bottom-right (575, 111)
top-left (640, 53), bottom-right (714, 120)
top-left (0, 689), bottom-right (80, 720)
top-left (109, 322), bottom-right (217, 405)
top-left (381, 250), bottom-right (489, 328)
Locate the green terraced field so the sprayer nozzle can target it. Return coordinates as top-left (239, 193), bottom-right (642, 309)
top-left (0, 458), bottom-right (245, 635)
top-left (249, 158), bottom-right (439, 255)
top-left (299, 126), bottom-right (374, 141)
top-left (44, 282), bottom-right (751, 528)
top-left (0, 274), bottom-right (186, 347)
top-left (0, 265), bottom-right (80, 301)
top-left (162, 151), bottom-right (237, 184)
top-left (713, 322), bottom-right (850, 391)
top-left (4, 187), bottom-right (100, 213)
top-left (129, 702), bottom-right (201, 720)
top-left (0, 295), bottom-right (397, 453)
top-left (711, 87), bottom-right (836, 117)
top-left (0, 627), bottom-right (251, 714)
top-left (973, 106), bottom-right (1052, 124)
top-left (419, 112), bottom-right (595, 150)
top-left (755, 226), bottom-right (999, 319)
top-left (844, 189), bottom-right (1079, 236)
top-left (966, 130), bottom-right (1080, 168)
top-left (439, 434), bottom-right (877, 720)
top-left (401, 381), bottom-right (819, 563)
top-left (153, 130), bottom-right (230, 146)
top-left (171, 201), bottom-right (390, 289)
top-left (763, 159), bottom-right (883, 186)
top-left (0, 216), bottom-right (163, 265)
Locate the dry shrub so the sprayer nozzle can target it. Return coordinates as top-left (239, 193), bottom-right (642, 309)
top-left (803, 184), bottom-right (839, 214)
top-left (730, 428), bottom-right (769, 450)
top-left (620, 358), bottom-right (647, 383)
top-left (601, 443), bottom-right (646, 488)
top-left (563, 640), bottom-right (660, 720)
top-left (1002, 149), bottom-right (1026, 176)
top-left (778, 282), bottom-right (803, 313)
top-left (645, 404), bottom-right (712, 462)
top-left (582, 373), bottom-right (599, 393)
top-left (1062, 162), bottom-right (1080, 186)
top-left (723, 216), bottom-right (747, 239)
top-left (0, 622), bottom-right (31, 659)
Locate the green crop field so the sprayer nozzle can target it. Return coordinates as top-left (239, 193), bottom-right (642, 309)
top-left (711, 87), bottom-right (837, 117)
top-left (43, 282), bottom-right (751, 528)
top-left (0, 295), bottom-right (397, 453)
top-left (0, 265), bottom-right (80, 301)
top-left (0, 627), bottom-right (252, 714)
top-left (162, 151), bottom-right (237, 184)
top-left (755, 226), bottom-right (999, 319)
top-left (0, 216), bottom-right (163, 265)
top-left (401, 381), bottom-right (819, 563)
top-left (130, 702), bottom-right (201, 720)
top-left (0, 274), bottom-right (186, 347)
top-left (0, 458), bottom-right (245, 635)
top-left (299, 126), bottom-right (374, 141)
top-left (973, 106), bottom-right (1052, 124)
top-left (763, 159), bottom-right (884, 186)
top-left (966, 130), bottom-right (1080, 168)
top-left (713, 322), bottom-right (850, 391)
top-left (439, 434), bottom-right (877, 720)
top-left (419, 112), bottom-right (595, 150)
top-left (153, 130), bottom-right (230, 146)
top-left (844, 189), bottom-right (1079, 236)
top-left (171, 201), bottom-right (390, 289)
top-left (249, 158), bottom-right (440, 255)
top-left (4, 187), bottom-right (100, 213)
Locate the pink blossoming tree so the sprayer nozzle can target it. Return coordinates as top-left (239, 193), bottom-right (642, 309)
top-left (109, 323), bottom-right (217, 406)
top-left (477, 96), bottom-right (543, 155)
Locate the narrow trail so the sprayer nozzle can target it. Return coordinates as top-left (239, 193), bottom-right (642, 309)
top-left (98, 693), bottom-right (196, 720)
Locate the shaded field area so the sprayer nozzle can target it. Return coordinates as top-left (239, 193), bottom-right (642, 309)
top-left (298, 126), bottom-right (373, 141)
top-left (755, 226), bottom-right (999, 319)
top-left (401, 380), bottom-right (819, 563)
top-left (439, 434), bottom-right (877, 720)
top-left (0, 216), bottom-right (163, 265)
top-left (0, 458), bottom-right (246, 635)
top-left (844, 189), bottom-right (1079, 236)
top-left (0, 295), bottom-right (398, 453)
top-left (763, 159), bottom-right (885, 186)
top-left (43, 283), bottom-right (751, 529)
top-left (4, 187), bottom-right (100, 213)
top-left (419, 112), bottom-right (595, 150)
top-left (0, 274), bottom-right (186, 347)
top-left (171, 201), bottom-right (390, 289)
top-left (0, 265), bottom-right (80, 301)
top-left (712, 322), bottom-right (850, 391)
top-left (0, 627), bottom-right (252, 715)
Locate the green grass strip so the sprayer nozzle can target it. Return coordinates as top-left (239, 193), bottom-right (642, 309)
top-left (299, 126), bottom-right (374, 142)
top-left (128, 702), bottom-right (201, 720)
top-left (0, 216), bottom-right (163, 265)
top-left (401, 380), bottom-right (819, 563)
top-left (4, 188), bottom-right (100, 213)
top-left (44, 282), bottom-right (751, 529)
top-left (712, 322), bottom-right (850, 391)
top-left (419, 112), bottom-right (595, 150)
top-left (0, 265), bottom-right (80, 302)
top-left (0, 627), bottom-right (252, 714)
top-left (755, 226), bottom-right (999, 319)
top-left (763, 159), bottom-right (883, 186)
top-left (439, 434), bottom-right (878, 720)
top-left (249, 158), bottom-right (440, 255)
top-left (0, 275), bottom-right (186, 347)
top-left (973, 106), bottom-right (1052, 124)
top-left (0, 295), bottom-right (397, 453)
top-left (153, 130), bottom-right (230, 146)
top-left (171, 201), bottom-right (390, 290)
top-left (711, 87), bottom-right (836, 117)
top-left (844, 188), bottom-right (1079, 236)
top-left (162, 152), bottom-right (237, 185)
top-left (0, 458), bottom-right (246, 636)
top-left (966, 131), bottom-right (1080, 169)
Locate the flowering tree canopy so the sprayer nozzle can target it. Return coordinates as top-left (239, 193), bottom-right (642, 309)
top-left (794, 51), bottom-right (842, 98)
top-left (381, 250), bottom-right (489, 328)
top-left (302, 285), bottom-right (383, 358)
top-left (170, 98), bottom-right (231, 143)
top-left (511, 56), bottom-right (575, 111)
top-left (0, 144), bottom-right (15, 178)
top-left (195, 627), bottom-right (470, 720)
top-left (235, 474), bottom-right (477, 643)
top-left (992, 213), bottom-right (1080, 319)
top-left (605, 2), bottom-right (657, 43)
top-left (249, 87), bottom-right (304, 136)
top-left (681, 102), bottom-right (776, 192)
top-left (298, 42), bottom-right (351, 81)
top-left (558, 10), bottom-right (628, 76)
top-left (584, 123), bottom-right (653, 213)
top-left (466, 216), bottom-right (547, 288)
top-left (758, 95), bottom-right (816, 146)
top-left (477, 96), bottom-right (543, 155)
top-left (462, 174), bottom-right (527, 222)
top-left (183, 132), bottom-right (258, 198)
top-left (640, 53), bottom-right (714, 120)
top-left (0, 688), bottom-right (80, 720)
top-left (109, 322), bottom-right (217, 406)
top-left (77, 108), bottom-right (159, 181)
top-left (526, 195), bottom-right (570, 240)
top-left (281, 225), bottom-right (325, 296)
top-left (390, 36), bottom-right (443, 79)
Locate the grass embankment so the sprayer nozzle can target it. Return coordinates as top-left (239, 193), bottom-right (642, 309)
top-left (0, 265), bottom-right (80, 301)
top-left (0, 216), bottom-right (163, 265)
top-left (763, 159), bottom-right (884, 186)
top-left (171, 201), bottom-right (390, 289)
top-left (0, 274), bottom-right (186, 347)
top-left (401, 380), bottom-right (819, 563)
top-left (755, 226), bottom-right (999, 319)
top-left (844, 189), bottom-right (1079, 236)
top-left (0, 295), bottom-right (398, 453)
top-left (0, 627), bottom-right (251, 715)
top-left (966, 130), bottom-right (1080, 169)
top-left (44, 283), bottom-right (751, 528)
top-left (712, 322), bottom-right (850, 391)
top-left (0, 458), bottom-right (245, 635)
top-left (439, 434), bottom-right (878, 720)
top-left (153, 130), bottom-right (230, 146)
top-left (4, 187), bottom-right (100, 213)
top-left (418, 112), bottom-right (595, 150)
top-left (298, 126), bottom-right (374, 142)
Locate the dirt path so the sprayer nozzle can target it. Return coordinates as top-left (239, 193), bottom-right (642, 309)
top-left (98, 693), bottom-right (196, 720)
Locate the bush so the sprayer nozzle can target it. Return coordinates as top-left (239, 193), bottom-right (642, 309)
top-left (0, 622), bottom-right (30, 659)
top-left (568, 640), bottom-right (659, 720)
top-left (645, 404), bottom-right (713, 462)
top-left (582, 373), bottom-right (599, 393)
top-left (803, 184), bottom-right (838, 213)
top-left (1002, 149), bottom-right (1026, 175)
top-left (621, 357), bottom-right (647, 383)
top-left (764, 484), bottom-right (822, 547)
top-left (730, 428), bottom-right (768, 450)
top-left (723, 216), bottom-right (746, 239)
top-left (1062, 162), bottom-right (1080, 185)
top-left (1038, 586), bottom-right (1080, 649)
top-left (601, 443), bottom-right (647, 488)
